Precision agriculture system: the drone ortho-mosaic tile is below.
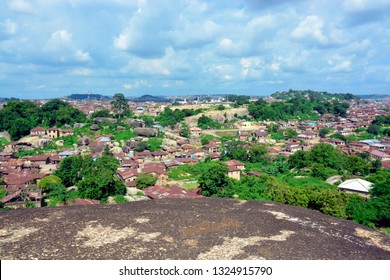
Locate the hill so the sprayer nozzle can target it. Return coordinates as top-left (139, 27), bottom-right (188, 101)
top-left (66, 94), bottom-right (111, 100)
top-left (0, 198), bottom-right (388, 260)
top-left (130, 95), bottom-right (171, 103)
top-left (271, 89), bottom-right (360, 101)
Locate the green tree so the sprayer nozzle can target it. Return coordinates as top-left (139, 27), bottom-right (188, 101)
top-left (91, 109), bottom-right (111, 118)
top-left (135, 141), bottom-right (150, 152)
top-left (367, 124), bottom-right (380, 135)
top-left (344, 155), bottom-right (371, 176)
top-left (318, 128), bottom-right (331, 138)
top-left (38, 175), bottom-right (62, 192)
top-left (198, 161), bottom-right (230, 197)
top-left (179, 122), bottom-right (190, 138)
top-left (135, 173), bottom-right (157, 189)
top-left (284, 128), bottom-right (298, 139)
top-left (111, 93), bottom-right (130, 119)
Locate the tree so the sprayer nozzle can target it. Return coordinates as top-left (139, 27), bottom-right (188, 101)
top-left (135, 141), bottom-right (150, 152)
top-left (284, 128), bottom-right (297, 139)
top-left (367, 124), bottom-right (380, 135)
top-left (179, 122), bottom-right (190, 138)
top-left (344, 155), bottom-right (371, 176)
top-left (135, 173), bottom-right (157, 189)
top-left (198, 161), bottom-right (230, 197)
top-left (318, 128), bottom-right (331, 138)
top-left (38, 175), bottom-right (62, 192)
top-left (248, 144), bottom-right (268, 163)
top-left (91, 109), bottom-right (111, 119)
top-left (111, 93), bottom-right (129, 119)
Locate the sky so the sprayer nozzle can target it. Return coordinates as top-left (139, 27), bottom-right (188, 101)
top-left (0, 0), bottom-right (390, 99)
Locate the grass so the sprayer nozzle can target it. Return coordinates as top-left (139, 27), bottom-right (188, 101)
top-left (181, 181), bottom-right (199, 190)
top-left (149, 137), bottom-right (163, 151)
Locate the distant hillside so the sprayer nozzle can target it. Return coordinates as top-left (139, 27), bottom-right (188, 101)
top-left (66, 94), bottom-right (111, 100)
top-left (358, 94), bottom-right (390, 100)
top-left (271, 89), bottom-right (360, 101)
top-left (130, 94), bottom-right (171, 103)
top-left (0, 97), bottom-right (19, 102)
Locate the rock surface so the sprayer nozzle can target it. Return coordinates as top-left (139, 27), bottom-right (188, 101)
top-left (0, 198), bottom-right (389, 260)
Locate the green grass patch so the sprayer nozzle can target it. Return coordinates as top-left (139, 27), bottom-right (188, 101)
top-left (149, 137), bottom-right (163, 151)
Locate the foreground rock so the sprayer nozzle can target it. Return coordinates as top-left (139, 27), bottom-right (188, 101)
top-left (0, 198), bottom-right (389, 260)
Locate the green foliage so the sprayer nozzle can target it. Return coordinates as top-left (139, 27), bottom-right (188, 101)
top-left (198, 161), bottom-right (230, 197)
top-left (201, 138), bottom-right (210, 145)
top-left (367, 124), bottom-right (380, 135)
top-left (0, 137), bottom-right (8, 149)
top-left (115, 195), bottom-right (128, 203)
top-left (149, 138), bottom-right (163, 151)
top-left (216, 104), bottom-right (225, 110)
top-left (111, 93), bottom-right (130, 119)
top-left (55, 155), bottom-right (125, 200)
top-left (42, 99), bottom-right (86, 127)
top-left (306, 143), bottom-right (347, 170)
top-left (344, 155), bottom-right (371, 176)
top-left (221, 140), bottom-right (248, 161)
top-left (24, 201), bottom-right (36, 208)
top-left (248, 94), bottom-right (349, 121)
top-left (0, 188), bottom-right (7, 199)
top-left (135, 173), bottom-right (157, 189)
top-left (157, 107), bottom-right (201, 127)
top-left (179, 122), bottom-right (190, 138)
top-left (368, 169), bottom-right (390, 197)
top-left (38, 175), bottom-right (62, 192)
top-left (230, 175), bottom-right (269, 200)
top-left (284, 128), bottom-right (298, 139)
top-left (135, 141), bottom-right (150, 152)
top-left (197, 115), bottom-right (222, 129)
top-left (91, 109), bottom-right (111, 119)
top-left (266, 123), bottom-right (280, 133)
top-left (319, 128), bottom-right (331, 138)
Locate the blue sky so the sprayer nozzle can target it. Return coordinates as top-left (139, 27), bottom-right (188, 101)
top-left (1, 0), bottom-right (389, 99)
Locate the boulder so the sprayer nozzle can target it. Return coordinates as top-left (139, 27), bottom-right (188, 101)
top-left (93, 117), bottom-right (117, 124)
top-left (134, 127), bottom-right (156, 137)
top-left (0, 131), bottom-right (11, 142)
top-left (77, 137), bottom-right (90, 146)
top-left (55, 140), bottom-right (64, 146)
top-left (90, 124), bottom-right (99, 131)
top-left (116, 126), bottom-right (126, 131)
top-left (73, 123), bottom-right (85, 128)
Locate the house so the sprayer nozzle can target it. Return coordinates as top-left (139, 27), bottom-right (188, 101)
top-left (1, 187), bottom-right (42, 208)
top-left (152, 151), bottom-right (169, 161)
top-left (225, 160), bottom-right (245, 170)
top-left (252, 131), bottom-right (268, 141)
top-left (30, 127), bottom-right (46, 136)
top-left (23, 155), bottom-right (50, 166)
top-left (117, 168), bottom-right (139, 187)
top-left (338, 179), bottom-right (373, 198)
top-left (47, 127), bottom-right (61, 139)
top-left (202, 144), bottom-right (220, 154)
top-left (329, 139), bottom-right (346, 147)
top-left (189, 127), bottom-right (202, 137)
top-left (227, 165), bottom-right (241, 180)
top-left (369, 150), bottom-right (390, 161)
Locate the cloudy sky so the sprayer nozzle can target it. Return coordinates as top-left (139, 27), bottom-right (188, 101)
top-left (1, 0), bottom-right (389, 99)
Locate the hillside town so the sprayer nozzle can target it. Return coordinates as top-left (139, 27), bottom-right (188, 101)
top-left (0, 92), bottom-right (389, 231)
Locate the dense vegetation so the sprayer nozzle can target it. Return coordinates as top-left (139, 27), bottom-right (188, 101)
top-left (53, 155), bottom-right (126, 202)
top-left (271, 89), bottom-right (359, 101)
top-left (248, 96), bottom-right (349, 121)
top-left (0, 99), bottom-right (87, 140)
top-left (156, 107), bottom-right (202, 127)
top-left (67, 94), bottom-right (110, 100)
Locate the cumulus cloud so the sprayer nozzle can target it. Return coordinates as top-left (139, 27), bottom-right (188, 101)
top-left (292, 15), bottom-right (329, 45)
top-left (240, 57), bottom-right (265, 79)
top-left (0, 19), bottom-right (17, 40)
top-left (8, 0), bottom-right (35, 13)
top-left (43, 30), bottom-right (92, 64)
top-left (0, 0), bottom-right (389, 97)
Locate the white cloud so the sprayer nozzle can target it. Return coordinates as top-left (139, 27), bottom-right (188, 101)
top-left (43, 30), bottom-right (91, 63)
top-left (9, 0), bottom-right (35, 13)
top-left (292, 15), bottom-right (328, 45)
top-left (240, 57), bottom-right (264, 79)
